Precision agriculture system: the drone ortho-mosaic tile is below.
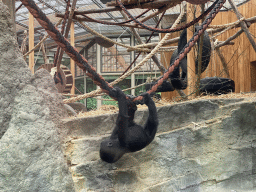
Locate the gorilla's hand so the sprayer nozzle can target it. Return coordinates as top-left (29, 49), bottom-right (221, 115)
top-left (140, 92), bottom-right (151, 105)
top-left (111, 87), bottom-right (126, 99)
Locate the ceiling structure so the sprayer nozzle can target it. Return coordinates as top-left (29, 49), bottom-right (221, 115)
top-left (14, 0), bottom-right (248, 52)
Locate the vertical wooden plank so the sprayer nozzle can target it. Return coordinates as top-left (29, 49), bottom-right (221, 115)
top-left (186, 3), bottom-right (196, 98)
top-left (29, 13), bottom-right (34, 74)
top-left (96, 44), bottom-right (102, 109)
top-left (70, 21), bottom-right (75, 95)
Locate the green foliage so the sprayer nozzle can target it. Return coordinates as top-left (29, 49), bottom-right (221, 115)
top-left (102, 80), bottom-right (131, 107)
top-left (74, 74), bottom-right (161, 111)
top-left (86, 80), bottom-right (97, 110)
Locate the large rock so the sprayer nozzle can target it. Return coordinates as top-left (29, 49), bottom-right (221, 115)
top-left (0, 2), bottom-right (75, 191)
top-left (0, 3), bottom-right (31, 138)
top-left (64, 98), bottom-right (256, 192)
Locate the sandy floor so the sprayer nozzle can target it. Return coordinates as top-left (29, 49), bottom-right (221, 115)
top-left (69, 92), bottom-right (256, 118)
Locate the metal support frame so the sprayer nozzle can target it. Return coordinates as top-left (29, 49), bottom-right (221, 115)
top-left (96, 44), bottom-right (102, 109)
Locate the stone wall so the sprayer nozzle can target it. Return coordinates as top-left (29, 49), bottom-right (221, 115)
top-left (64, 98), bottom-right (256, 192)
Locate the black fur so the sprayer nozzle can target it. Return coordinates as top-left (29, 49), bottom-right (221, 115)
top-left (100, 87), bottom-right (158, 163)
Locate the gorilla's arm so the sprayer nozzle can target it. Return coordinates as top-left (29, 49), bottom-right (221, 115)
top-left (142, 93), bottom-right (159, 140)
top-left (115, 88), bottom-right (129, 147)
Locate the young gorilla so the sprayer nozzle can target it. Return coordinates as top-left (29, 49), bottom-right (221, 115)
top-left (100, 87), bottom-right (158, 163)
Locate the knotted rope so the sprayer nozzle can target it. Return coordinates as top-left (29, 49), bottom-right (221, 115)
top-left (21, 0), bottom-right (225, 104)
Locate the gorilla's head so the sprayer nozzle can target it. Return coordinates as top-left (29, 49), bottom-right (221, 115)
top-left (100, 138), bottom-right (126, 163)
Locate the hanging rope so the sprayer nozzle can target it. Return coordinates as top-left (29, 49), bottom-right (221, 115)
top-left (65, 0), bottom-right (225, 103)
top-left (21, 0), bottom-right (225, 104)
top-left (21, 0), bottom-right (115, 98)
top-left (63, 4), bottom-right (185, 103)
top-left (54, 0), bottom-right (71, 68)
top-left (135, 0), bottom-right (226, 101)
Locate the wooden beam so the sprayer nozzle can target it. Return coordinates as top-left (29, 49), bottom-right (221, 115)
top-left (186, 3), bottom-right (196, 98)
top-left (70, 21), bottom-right (75, 95)
top-left (29, 12), bottom-right (34, 74)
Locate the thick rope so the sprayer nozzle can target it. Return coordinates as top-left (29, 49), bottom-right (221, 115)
top-left (54, 0), bottom-right (70, 67)
top-left (21, 0), bottom-right (115, 98)
top-left (71, 4), bottom-right (214, 52)
top-left (21, 0), bottom-right (225, 104)
top-left (63, 3), bottom-right (185, 103)
top-left (77, 20), bottom-right (175, 53)
top-left (135, 0), bottom-right (226, 101)
top-left (77, 21), bottom-right (143, 51)
top-left (64, 0), bottom-right (225, 103)
top-left (121, 10), bottom-right (167, 76)
top-left (74, 1), bottom-right (216, 52)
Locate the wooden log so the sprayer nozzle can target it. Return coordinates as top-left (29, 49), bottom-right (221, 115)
top-left (228, 0), bottom-right (256, 52)
top-left (214, 28), bottom-right (244, 48)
